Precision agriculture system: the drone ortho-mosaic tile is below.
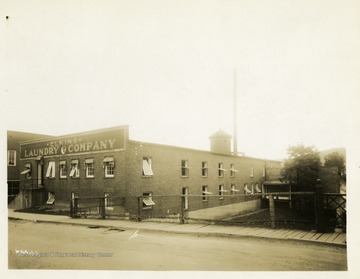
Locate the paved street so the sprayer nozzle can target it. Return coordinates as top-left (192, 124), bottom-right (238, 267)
top-left (8, 219), bottom-right (347, 271)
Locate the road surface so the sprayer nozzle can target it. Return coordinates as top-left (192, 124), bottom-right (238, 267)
top-left (8, 219), bottom-right (347, 271)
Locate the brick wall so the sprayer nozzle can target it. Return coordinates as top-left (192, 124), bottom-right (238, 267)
top-left (125, 141), bottom-right (268, 216)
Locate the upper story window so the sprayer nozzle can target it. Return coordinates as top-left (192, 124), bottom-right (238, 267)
top-left (69, 159), bottom-right (80, 178)
top-left (181, 160), bottom-right (189, 177)
top-left (201, 161), bottom-right (208, 177)
top-left (103, 157), bottom-right (115, 178)
top-left (250, 165), bottom-right (254, 178)
top-left (218, 163), bottom-right (226, 177)
top-left (46, 161), bottom-right (56, 179)
top-left (262, 166), bottom-right (266, 177)
top-left (142, 157), bottom-right (153, 176)
top-left (85, 159), bottom-right (94, 178)
top-left (59, 161), bottom-right (67, 178)
top-left (8, 150), bottom-right (16, 166)
top-left (21, 163), bottom-right (32, 179)
top-left (230, 164), bottom-right (238, 177)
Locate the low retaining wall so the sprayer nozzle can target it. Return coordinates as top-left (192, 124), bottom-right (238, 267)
top-left (186, 199), bottom-right (261, 220)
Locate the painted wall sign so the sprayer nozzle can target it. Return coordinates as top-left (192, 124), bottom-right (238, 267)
top-left (20, 128), bottom-right (126, 158)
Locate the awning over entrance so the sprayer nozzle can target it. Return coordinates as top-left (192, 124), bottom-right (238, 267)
top-left (143, 197), bottom-right (155, 206)
top-left (21, 169), bottom-right (30, 174)
top-left (46, 193), bottom-right (55, 205)
top-left (263, 180), bottom-right (289, 186)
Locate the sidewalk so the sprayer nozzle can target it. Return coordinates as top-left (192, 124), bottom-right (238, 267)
top-left (8, 209), bottom-right (346, 247)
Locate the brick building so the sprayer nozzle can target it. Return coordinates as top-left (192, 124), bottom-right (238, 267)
top-left (7, 131), bottom-right (53, 198)
top-left (16, 126), bottom-right (282, 219)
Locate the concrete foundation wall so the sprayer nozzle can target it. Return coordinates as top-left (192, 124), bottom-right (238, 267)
top-left (187, 199), bottom-right (261, 220)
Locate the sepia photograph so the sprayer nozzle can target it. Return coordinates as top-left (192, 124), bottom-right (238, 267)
top-left (1, 0), bottom-right (360, 278)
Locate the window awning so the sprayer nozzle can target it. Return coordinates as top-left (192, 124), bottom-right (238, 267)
top-left (230, 169), bottom-right (239, 172)
top-left (69, 165), bottom-right (78, 177)
top-left (219, 189), bottom-right (229, 192)
top-left (202, 191), bottom-right (213, 195)
top-left (85, 159), bottom-right (94, 164)
top-left (255, 185), bottom-right (262, 193)
top-left (263, 180), bottom-right (289, 186)
top-left (46, 162), bottom-right (55, 178)
top-left (142, 160), bottom-right (153, 176)
top-left (231, 189), bottom-right (240, 192)
top-left (244, 185), bottom-right (252, 194)
top-left (21, 169), bottom-right (30, 174)
top-left (218, 168), bottom-right (228, 171)
top-left (103, 157), bottom-right (114, 163)
top-left (46, 193), bottom-right (55, 205)
top-left (143, 197), bottom-right (155, 206)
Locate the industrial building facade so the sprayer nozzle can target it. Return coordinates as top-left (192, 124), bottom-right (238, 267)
top-left (18, 126), bottom-right (281, 219)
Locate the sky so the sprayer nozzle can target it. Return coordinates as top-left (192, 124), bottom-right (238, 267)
top-left (1, 1), bottom-right (360, 277)
top-left (1, 0), bottom-right (360, 161)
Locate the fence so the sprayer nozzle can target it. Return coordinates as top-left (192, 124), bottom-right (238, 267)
top-left (8, 180), bottom-right (20, 197)
top-left (69, 190), bottom-right (346, 232)
top-left (324, 193), bottom-right (346, 230)
top-left (70, 196), bottom-right (127, 218)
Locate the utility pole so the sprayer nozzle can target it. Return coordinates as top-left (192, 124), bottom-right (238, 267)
top-left (233, 68), bottom-right (238, 155)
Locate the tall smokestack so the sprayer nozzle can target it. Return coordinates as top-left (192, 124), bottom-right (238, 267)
top-left (233, 68), bottom-right (238, 155)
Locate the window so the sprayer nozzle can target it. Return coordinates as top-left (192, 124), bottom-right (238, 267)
top-left (85, 159), bottom-right (94, 178)
top-left (201, 161), bottom-right (208, 177)
top-left (218, 185), bottom-right (226, 199)
top-left (182, 187), bottom-right (188, 210)
top-left (104, 193), bottom-right (113, 210)
top-left (231, 184), bottom-right (239, 196)
top-left (103, 157), bottom-right (115, 178)
top-left (262, 166), bottom-right (266, 177)
top-left (230, 164), bottom-right (238, 177)
top-left (46, 161), bottom-right (56, 178)
top-left (143, 192), bottom-right (155, 209)
top-left (59, 161), bottom-right (67, 178)
top-left (8, 150), bottom-right (16, 166)
top-left (250, 165), bottom-right (254, 177)
top-left (142, 157), bottom-right (153, 176)
top-left (244, 183), bottom-right (252, 195)
top-left (69, 159), bottom-right (80, 178)
top-left (202, 185), bottom-right (212, 201)
top-left (218, 163), bottom-right (226, 177)
top-left (71, 192), bottom-right (79, 209)
top-left (46, 192), bottom-right (55, 205)
top-left (21, 163), bottom-right (32, 179)
top-left (181, 160), bottom-right (189, 177)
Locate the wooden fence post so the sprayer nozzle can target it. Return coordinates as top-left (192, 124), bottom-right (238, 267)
top-left (70, 199), bottom-right (73, 218)
top-left (99, 197), bottom-right (105, 219)
top-left (137, 196), bottom-right (142, 221)
top-left (269, 194), bottom-right (276, 229)
top-left (315, 179), bottom-right (325, 233)
top-left (180, 195), bottom-right (185, 224)
top-left (71, 197), bottom-right (78, 218)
